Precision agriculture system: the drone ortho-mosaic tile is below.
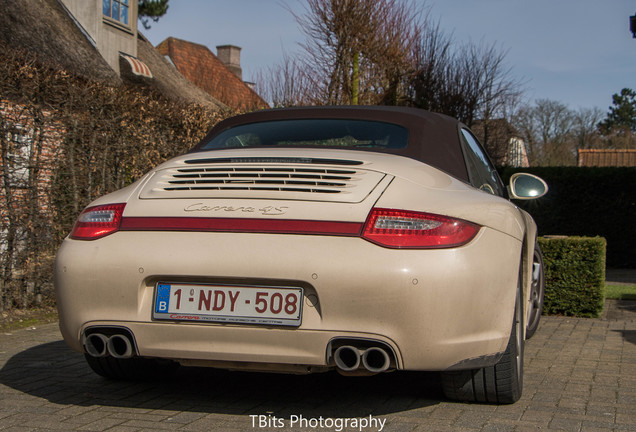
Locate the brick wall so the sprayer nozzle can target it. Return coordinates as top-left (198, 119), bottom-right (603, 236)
top-left (0, 99), bottom-right (64, 222)
top-left (0, 99), bottom-right (64, 307)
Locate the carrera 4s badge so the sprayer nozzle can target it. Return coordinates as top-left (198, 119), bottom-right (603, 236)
top-left (184, 203), bottom-right (289, 216)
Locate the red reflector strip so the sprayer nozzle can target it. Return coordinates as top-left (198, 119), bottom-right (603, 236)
top-left (119, 217), bottom-right (363, 236)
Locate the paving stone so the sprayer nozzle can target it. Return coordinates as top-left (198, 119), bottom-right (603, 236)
top-left (75, 417), bottom-right (128, 431)
top-left (1, 305), bottom-right (636, 431)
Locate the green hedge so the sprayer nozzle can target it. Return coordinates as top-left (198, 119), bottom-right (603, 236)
top-left (499, 167), bottom-right (636, 268)
top-left (538, 236), bottom-right (606, 318)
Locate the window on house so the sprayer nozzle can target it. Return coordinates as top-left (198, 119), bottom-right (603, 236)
top-left (103, 0), bottom-right (129, 25)
top-left (4, 124), bottom-right (32, 189)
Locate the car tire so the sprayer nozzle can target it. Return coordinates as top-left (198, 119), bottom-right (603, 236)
top-left (84, 354), bottom-right (179, 381)
top-left (441, 280), bottom-right (524, 404)
top-left (525, 244), bottom-right (545, 339)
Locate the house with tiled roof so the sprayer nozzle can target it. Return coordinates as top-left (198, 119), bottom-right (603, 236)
top-left (0, 0), bottom-right (225, 109)
top-left (578, 149), bottom-right (636, 167)
top-left (157, 37), bottom-right (269, 111)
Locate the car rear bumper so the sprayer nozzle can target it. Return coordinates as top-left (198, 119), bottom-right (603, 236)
top-left (55, 228), bottom-right (521, 371)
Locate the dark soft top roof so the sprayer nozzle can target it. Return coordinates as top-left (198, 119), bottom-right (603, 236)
top-left (193, 106), bottom-right (468, 182)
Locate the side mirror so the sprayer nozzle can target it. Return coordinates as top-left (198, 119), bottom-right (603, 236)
top-left (508, 173), bottom-right (548, 200)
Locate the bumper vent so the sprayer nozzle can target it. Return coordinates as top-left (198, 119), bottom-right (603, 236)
top-left (140, 164), bottom-right (386, 203)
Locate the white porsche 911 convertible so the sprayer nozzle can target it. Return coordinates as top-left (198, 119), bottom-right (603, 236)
top-left (55, 106), bottom-right (547, 404)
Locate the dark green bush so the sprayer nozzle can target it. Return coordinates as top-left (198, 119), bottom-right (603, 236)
top-left (500, 167), bottom-right (636, 268)
top-left (538, 236), bottom-right (606, 318)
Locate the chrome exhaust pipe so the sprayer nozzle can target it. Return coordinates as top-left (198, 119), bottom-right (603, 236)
top-left (106, 334), bottom-right (134, 359)
top-left (85, 333), bottom-right (109, 358)
top-left (361, 347), bottom-right (391, 373)
top-left (333, 346), bottom-right (361, 372)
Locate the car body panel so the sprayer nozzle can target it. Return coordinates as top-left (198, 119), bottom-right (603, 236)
top-left (56, 225), bottom-right (518, 371)
top-left (89, 149), bottom-right (526, 241)
top-left (54, 106), bottom-right (542, 383)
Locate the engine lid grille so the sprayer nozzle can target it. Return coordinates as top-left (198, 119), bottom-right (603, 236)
top-left (140, 164), bottom-right (386, 203)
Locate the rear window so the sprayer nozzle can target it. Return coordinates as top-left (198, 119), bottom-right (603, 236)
top-left (197, 119), bottom-right (409, 151)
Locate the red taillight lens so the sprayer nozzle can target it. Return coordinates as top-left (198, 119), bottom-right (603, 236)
top-left (69, 203), bottom-right (126, 240)
top-left (362, 208), bottom-right (480, 249)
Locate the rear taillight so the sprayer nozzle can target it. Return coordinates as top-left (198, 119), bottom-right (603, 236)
top-left (70, 203), bottom-right (126, 240)
top-left (362, 208), bottom-right (480, 249)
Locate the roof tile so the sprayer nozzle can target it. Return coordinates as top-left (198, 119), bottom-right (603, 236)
top-left (578, 149), bottom-right (636, 167)
top-left (157, 37), bottom-right (268, 111)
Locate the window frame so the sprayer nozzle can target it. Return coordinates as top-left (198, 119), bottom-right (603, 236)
top-left (102, 0), bottom-right (131, 28)
top-left (458, 127), bottom-right (506, 198)
top-left (196, 119), bottom-right (410, 152)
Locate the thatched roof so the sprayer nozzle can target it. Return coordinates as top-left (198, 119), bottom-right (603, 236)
top-left (0, 0), bottom-right (226, 109)
top-left (0, 0), bottom-right (120, 84)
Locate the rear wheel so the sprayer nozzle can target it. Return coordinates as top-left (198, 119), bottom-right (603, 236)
top-left (525, 244), bottom-right (545, 339)
top-left (84, 355), bottom-right (179, 380)
top-left (441, 280), bottom-right (524, 404)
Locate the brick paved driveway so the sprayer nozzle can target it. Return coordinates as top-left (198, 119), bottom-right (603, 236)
top-left (1, 314), bottom-right (635, 431)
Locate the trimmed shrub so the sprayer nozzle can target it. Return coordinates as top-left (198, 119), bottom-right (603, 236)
top-left (538, 236), bottom-right (606, 318)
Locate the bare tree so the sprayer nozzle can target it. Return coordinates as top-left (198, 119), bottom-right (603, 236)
top-left (572, 107), bottom-right (603, 150)
top-left (254, 51), bottom-right (312, 107)
top-left (513, 99), bottom-right (577, 166)
top-left (281, 0), bottom-right (425, 105)
top-left (264, 0), bottom-right (524, 130)
top-left (412, 38), bottom-right (523, 126)
top-left (408, 19), bottom-right (453, 111)
top-left (371, 0), bottom-right (423, 105)
top-left (470, 42), bottom-right (523, 147)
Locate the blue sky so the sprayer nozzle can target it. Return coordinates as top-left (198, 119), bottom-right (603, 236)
top-left (144, 0), bottom-right (636, 112)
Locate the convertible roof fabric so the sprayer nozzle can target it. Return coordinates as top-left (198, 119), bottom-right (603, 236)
top-left (193, 106), bottom-right (469, 182)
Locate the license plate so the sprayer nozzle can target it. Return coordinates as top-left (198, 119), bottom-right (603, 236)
top-left (153, 283), bottom-right (303, 326)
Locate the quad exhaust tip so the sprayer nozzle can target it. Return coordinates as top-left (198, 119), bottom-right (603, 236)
top-left (333, 344), bottom-right (392, 374)
top-left (84, 330), bottom-right (136, 359)
top-left (85, 333), bottom-right (109, 358)
top-left (107, 334), bottom-right (134, 359)
top-left (362, 347), bottom-right (391, 373)
top-left (334, 346), bottom-right (362, 372)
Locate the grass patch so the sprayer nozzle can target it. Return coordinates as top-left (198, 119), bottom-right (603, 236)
top-left (0, 307), bottom-right (58, 332)
top-left (605, 284), bottom-right (636, 301)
